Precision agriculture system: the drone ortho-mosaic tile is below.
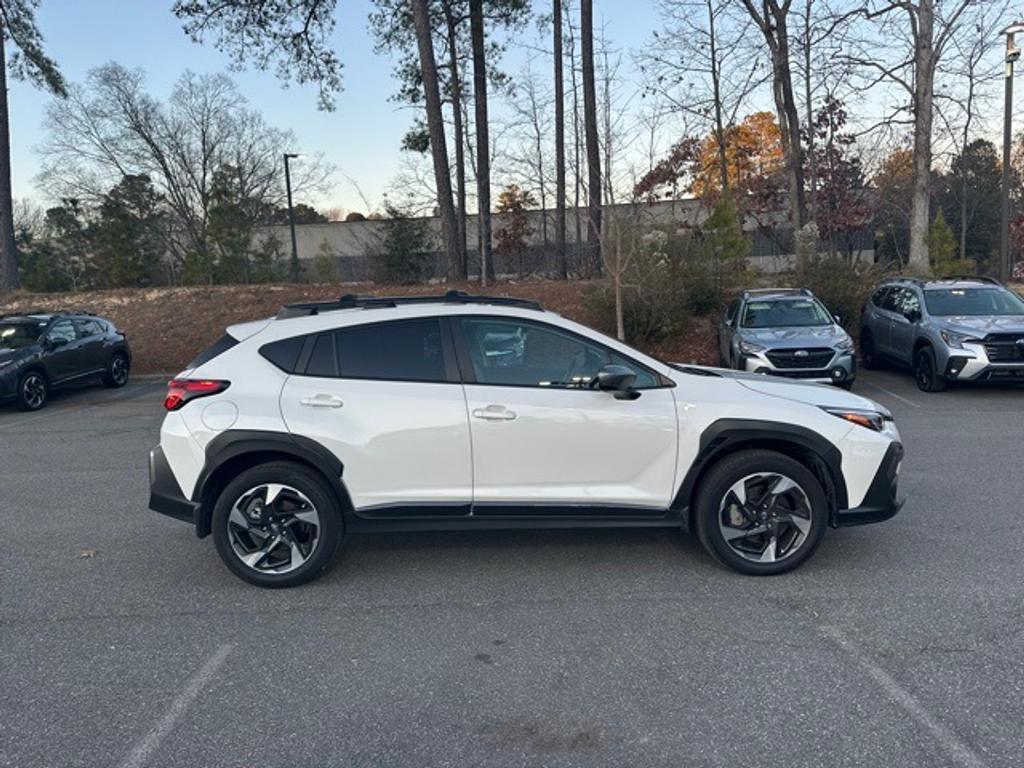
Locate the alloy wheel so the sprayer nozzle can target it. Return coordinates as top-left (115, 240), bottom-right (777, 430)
top-left (111, 356), bottom-right (129, 385)
top-left (915, 353), bottom-right (933, 389)
top-left (227, 484), bottom-right (321, 575)
top-left (718, 473), bottom-right (813, 564)
top-left (21, 374), bottom-right (46, 409)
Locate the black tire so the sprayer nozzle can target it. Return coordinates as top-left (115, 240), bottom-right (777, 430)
top-left (212, 461), bottom-right (344, 588)
top-left (102, 352), bottom-right (130, 388)
top-left (16, 370), bottom-right (48, 411)
top-left (914, 346), bottom-right (946, 393)
top-left (860, 329), bottom-right (880, 370)
top-left (693, 449), bottom-right (829, 576)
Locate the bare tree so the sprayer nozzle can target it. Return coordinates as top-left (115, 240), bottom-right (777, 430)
top-left (469, 0), bottom-right (495, 284)
top-left (640, 0), bottom-right (764, 197)
top-left (441, 0), bottom-right (470, 278)
top-left (843, 0), bottom-right (977, 271)
top-left (411, 0), bottom-right (461, 281)
top-left (580, 0), bottom-right (601, 273)
top-left (739, 0), bottom-right (807, 237)
top-left (39, 65), bottom-right (331, 276)
top-left (553, 0), bottom-right (567, 277)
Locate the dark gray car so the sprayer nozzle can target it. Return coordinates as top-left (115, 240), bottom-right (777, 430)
top-left (718, 288), bottom-right (856, 388)
top-left (859, 276), bottom-right (1024, 392)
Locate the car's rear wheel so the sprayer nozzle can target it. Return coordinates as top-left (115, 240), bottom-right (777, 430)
top-left (212, 462), bottom-right (343, 588)
top-left (914, 346), bottom-right (946, 393)
top-left (103, 353), bottom-right (130, 388)
top-left (860, 330), bottom-right (879, 370)
top-left (694, 450), bottom-right (828, 575)
top-left (16, 371), bottom-right (48, 411)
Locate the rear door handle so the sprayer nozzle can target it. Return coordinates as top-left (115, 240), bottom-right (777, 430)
top-left (301, 394), bottom-right (344, 408)
top-left (472, 405), bottom-right (517, 421)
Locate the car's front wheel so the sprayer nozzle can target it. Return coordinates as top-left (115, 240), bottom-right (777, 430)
top-left (694, 450), bottom-right (828, 575)
top-left (212, 462), bottom-right (343, 588)
top-left (914, 346), bottom-right (946, 393)
top-left (16, 371), bottom-right (48, 411)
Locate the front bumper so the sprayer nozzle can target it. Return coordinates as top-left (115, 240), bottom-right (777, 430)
top-left (835, 441), bottom-right (904, 527)
top-left (741, 350), bottom-right (856, 386)
top-left (148, 446), bottom-right (200, 525)
top-left (945, 342), bottom-right (1024, 382)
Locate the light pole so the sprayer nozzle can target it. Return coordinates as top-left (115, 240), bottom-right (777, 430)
top-left (283, 152), bottom-right (301, 282)
top-left (1000, 23), bottom-right (1024, 281)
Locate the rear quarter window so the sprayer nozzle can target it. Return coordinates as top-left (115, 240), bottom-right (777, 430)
top-left (259, 335), bottom-right (306, 373)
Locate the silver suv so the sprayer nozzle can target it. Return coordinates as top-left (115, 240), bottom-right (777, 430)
top-left (860, 276), bottom-right (1024, 392)
top-left (718, 289), bottom-right (856, 388)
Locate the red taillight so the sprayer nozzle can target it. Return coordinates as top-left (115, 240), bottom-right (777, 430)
top-left (164, 379), bottom-right (230, 411)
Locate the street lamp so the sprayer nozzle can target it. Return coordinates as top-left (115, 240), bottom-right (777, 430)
top-left (1000, 23), bottom-right (1024, 281)
top-left (283, 152), bottom-right (303, 282)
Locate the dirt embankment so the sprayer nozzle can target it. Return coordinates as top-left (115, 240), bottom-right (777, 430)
top-left (0, 281), bottom-right (717, 374)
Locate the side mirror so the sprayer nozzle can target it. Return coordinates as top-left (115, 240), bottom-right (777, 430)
top-left (597, 364), bottom-right (639, 400)
top-left (833, 313), bottom-right (842, 325)
top-left (46, 336), bottom-right (68, 348)
top-left (904, 309), bottom-right (921, 323)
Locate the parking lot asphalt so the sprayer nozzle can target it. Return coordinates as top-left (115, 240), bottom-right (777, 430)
top-left (2, 371), bottom-right (1023, 768)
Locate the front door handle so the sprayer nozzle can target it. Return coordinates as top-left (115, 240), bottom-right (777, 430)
top-left (472, 404), bottom-right (517, 421)
top-left (301, 394), bottom-right (344, 408)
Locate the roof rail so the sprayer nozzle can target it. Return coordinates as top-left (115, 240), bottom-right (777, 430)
top-left (741, 287), bottom-right (810, 298)
top-left (277, 290), bottom-right (544, 319)
top-left (1, 309), bottom-right (56, 319)
top-left (926, 275), bottom-right (1002, 286)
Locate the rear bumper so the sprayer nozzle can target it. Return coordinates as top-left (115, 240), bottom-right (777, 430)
top-left (835, 441), bottom-right (904, 527)
top-left (148, 446), bottom-right (199, 525)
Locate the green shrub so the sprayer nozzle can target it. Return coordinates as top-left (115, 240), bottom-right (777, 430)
top-left (794, 255), bottom-right (890, 336)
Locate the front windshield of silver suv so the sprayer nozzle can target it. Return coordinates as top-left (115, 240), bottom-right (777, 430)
top-left (924, 288), bottom-right (1024, 317)
top-left (741, 299), bottom-right (832, 328)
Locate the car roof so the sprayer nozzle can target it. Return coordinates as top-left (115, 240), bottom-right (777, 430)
top-left (882, 276), bottom-right (1004, 291)
top-left (741, 288), bottom-right (815, 302)
top-left (0, 310), bottom-right (104, 322)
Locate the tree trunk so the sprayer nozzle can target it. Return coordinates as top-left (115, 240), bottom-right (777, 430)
top-left (568, 10), bottom-right (583, 264)
top-left (802, 0), bottom-right (817, 219)
top-left (908, 0), bottom-right (935, 273)
top-left (442, 0), bottom-right (468, 279)
top-left (412, 0), bottom-right (461, 282)
top-left (580, 0), bottom-right (602, 275)
top-left (742, 1), bottom-right (807, 244)
top-left (0, 31), bottom-right (20, 291)
top-left (554, 0), bottom-right (567, 278)
top-left (707, 0), bottom-right (729, 193)
top-left (469, 0), bottom-right (493, 284)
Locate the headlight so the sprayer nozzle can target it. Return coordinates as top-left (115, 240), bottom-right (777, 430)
top-left (821, 406), bottom-right (895, 434)
top-left (739, 339), bottom-right (766, 354)
top-left (939, 329), bottom-right (980, 349)
top-left (835, 335), bottom-right (854, 352)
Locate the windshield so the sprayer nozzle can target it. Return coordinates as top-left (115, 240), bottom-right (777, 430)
top-left (741, 299), bottom-right (833, 328)
top-left (923, 288), bottom-right (1024, 317)
top-left (0, 321), bottom-right (44, 350)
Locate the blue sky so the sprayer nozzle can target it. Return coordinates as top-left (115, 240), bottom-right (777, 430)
top-left (9, 0), bottom-right (662, 213)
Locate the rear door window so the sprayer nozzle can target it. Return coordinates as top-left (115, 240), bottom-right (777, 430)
top-left (336, 318), bottom-right (447, 383)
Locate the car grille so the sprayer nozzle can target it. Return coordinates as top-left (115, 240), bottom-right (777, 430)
top-left (983, 333), bottom-right (1024, 362)
top-left (765, 348), bottom-right (835, 369)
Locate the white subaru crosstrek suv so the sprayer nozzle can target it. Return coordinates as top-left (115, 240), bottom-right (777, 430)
top-left (149, 292), bottom-right (903, 587)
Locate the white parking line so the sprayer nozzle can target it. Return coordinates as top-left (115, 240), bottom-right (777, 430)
top-left (859, 379), bottom-right (921, 408)
top-left (118, 643), bottom-right (234, 768)
top-left (820, 626), bottom-right (985, 768)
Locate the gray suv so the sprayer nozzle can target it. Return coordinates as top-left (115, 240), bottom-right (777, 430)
top-left (718, 288), bottom-right (856, 388)
top-left (860, 276), bottom-right (1024, 392)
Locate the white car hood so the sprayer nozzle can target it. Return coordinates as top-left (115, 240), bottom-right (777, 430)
top-left (672, 363), bottom-right (885, 412)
